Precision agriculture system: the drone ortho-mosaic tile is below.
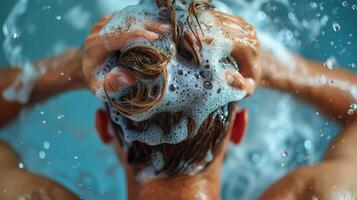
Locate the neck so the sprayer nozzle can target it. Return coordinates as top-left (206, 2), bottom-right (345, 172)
top-left (125, 159), bottom-right (222, 200)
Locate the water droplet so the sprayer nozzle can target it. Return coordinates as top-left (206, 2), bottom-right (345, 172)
top-left (310, 2), bottom-right (318, 9)
top-left (203, 80), bottom-right (213, 89)
top-left (18, 162), bottom-right (24, 169)
top-left (250, 153), bottom-right (261, 164)
top-left (353, 4), bottom-right (357, 10)
top-left (60, 72), bottom-right (64, 76)
top-left (281, 162), bottom-right (286, 167)
top-left (332, 22), bottom-right (341, 32)
top-left (42, 120), bottom-right (47, 124)
top-left (347, 103), bottom-right (357, 115)
top-left (342, 1), bottom-right (348, 7)
top-left (40, 111), bottom-right (45, 115)
top-left (74, 156), bottom-right (79, 159)
top-left (177, 70), bottom-right (183, 75)
top-left (43, 141), bottom-right (50, 149)
top-left (42, 5), bottom-right (51, 10)
top-left (315, 112), bottom-right (320, 116)
top-left (57, 114), bottom-right (65, 120)
top-left (12, 32), bottom-right (19, 39)
top-left (282, 150), bottom-right (288, 157)
top-left (312, 196), bottom-right (319, 200)
top-left (323, 56), bottom-right (337, 70)
top-left (55, 16), bottom-right (62, 20)
top-left (304, 140), bottom-right (312, 150)
top-left (39, 151), bottom-right (46, 159)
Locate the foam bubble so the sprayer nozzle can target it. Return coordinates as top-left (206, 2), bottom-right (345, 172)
top-left (97, 1), bottom-right (246, 147)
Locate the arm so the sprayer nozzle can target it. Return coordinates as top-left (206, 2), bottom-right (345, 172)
top-left (0, 49), bottom-right (84, 128)
top-left (258, 51), bottom-right (357, 199)
top-left (0, 15), bottom-right (169, 129)
top-left (259, 51), bottom-right (357, 125)
top-left (259, 50), bottom-right (357, 159)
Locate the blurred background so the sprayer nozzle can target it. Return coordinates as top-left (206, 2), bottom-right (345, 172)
top-left (0, 1), bottom-right (15, 65)
top-left (0, 0), bottom-right (356, 200)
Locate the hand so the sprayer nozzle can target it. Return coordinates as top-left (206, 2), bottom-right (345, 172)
top-left (204, 10), bottom-right (261, 96)
top-left (260, 159), bottom-right (357, 200)
top-left (82, 14), bottom-right (172, 93)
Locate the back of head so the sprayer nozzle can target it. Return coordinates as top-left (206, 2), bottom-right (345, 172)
top-left (99, 0), bottom-right (245, 181)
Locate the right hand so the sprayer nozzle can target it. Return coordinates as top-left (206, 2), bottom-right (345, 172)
top-left (82, 14), bottom-right (172, 93)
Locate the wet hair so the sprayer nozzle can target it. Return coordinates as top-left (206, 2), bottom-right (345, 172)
top-left (105, 0), bottom-right (236, 177)
top-left (104, 0), bottom-right (215, 116)
top-left (111, 103), bottom-right (234, 176)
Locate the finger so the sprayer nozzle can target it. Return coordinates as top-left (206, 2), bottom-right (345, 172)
top-left (207, 9), bottom-right (251, 31)
top-left (91, 15), bottom-right (114, 33)
top-left (91, 21), bottom-right (109, 33)
top-left (101, 29), bottom-right (159, 51)
top-left (232, 42), bottom-right (261, 81)
top-left (225, 71), bottom-right (256, 97)
top-left (100, 14), bottom-right (114, 22)
top-left (104, 68), bottom-right (136, 93)
top-left (145, 22), bottom-right (172, 34)
top-left (84, 29), bottom-right (159, 90)
top-left (84, 29), bottom-right (158, 72)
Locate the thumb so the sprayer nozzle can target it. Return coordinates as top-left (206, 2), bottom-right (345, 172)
top-left (259, 167), bottom-right (312, 200)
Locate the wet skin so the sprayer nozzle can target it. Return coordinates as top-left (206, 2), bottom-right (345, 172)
top-left (0, 6), bottom-right (357, 200)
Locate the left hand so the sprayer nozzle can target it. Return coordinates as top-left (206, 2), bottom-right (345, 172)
top-left (260, 159), bottom-right (357, 200)
top-left (204, 10), bottom-right (261, 96)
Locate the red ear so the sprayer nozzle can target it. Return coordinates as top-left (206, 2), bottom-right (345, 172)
top-left (230, 109), bottom-right (248, 145)
top-left (95, 109), bottom-right (113, 144)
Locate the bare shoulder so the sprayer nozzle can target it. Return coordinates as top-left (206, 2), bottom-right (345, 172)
top-left (0, 140), bottom-right (79, 200)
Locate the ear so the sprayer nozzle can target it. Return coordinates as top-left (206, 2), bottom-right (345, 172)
top-left (95, 109), bottom-right (113, 144)
top-left (230, 109), bottom-right (248, 145)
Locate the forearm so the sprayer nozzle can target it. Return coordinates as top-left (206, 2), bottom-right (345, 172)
top-left (0, 49), bottom-right (85, 128)
top-left (323, 121), bottom-right (357, 162)
top-left (260, 50), bottom-right (357, 124)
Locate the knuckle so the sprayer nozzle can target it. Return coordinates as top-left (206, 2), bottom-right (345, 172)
top-left (84, 35), bottom-right (95, 44)
top-left (133, 29), bottom-right (146, 36)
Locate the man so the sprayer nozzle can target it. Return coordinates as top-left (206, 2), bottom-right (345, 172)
top-left (0, 2), bottom-right (357, 200)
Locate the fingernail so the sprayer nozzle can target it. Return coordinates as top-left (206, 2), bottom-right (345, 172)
top-left (246, 78), bottom-right (255, 85)
top-left (226, 74), bottom-right (235, 85)
top-left (117, 75), bottom-right (131, 87)
top-left (146, 31), bottom-right (159, 39)
top-left (159, 24), bottom-right (172, 31)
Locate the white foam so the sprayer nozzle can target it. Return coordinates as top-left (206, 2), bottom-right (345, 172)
top-left (136, 152), bottom-right (165, 182)
top-left (98, 1), bottom-right (246, 146)
top-left (2, 62), bottom-right (42, 104)
top-left (99, 4), bottom-right (158, 37)
top-left (330, 191), bottom-right (357, 200)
